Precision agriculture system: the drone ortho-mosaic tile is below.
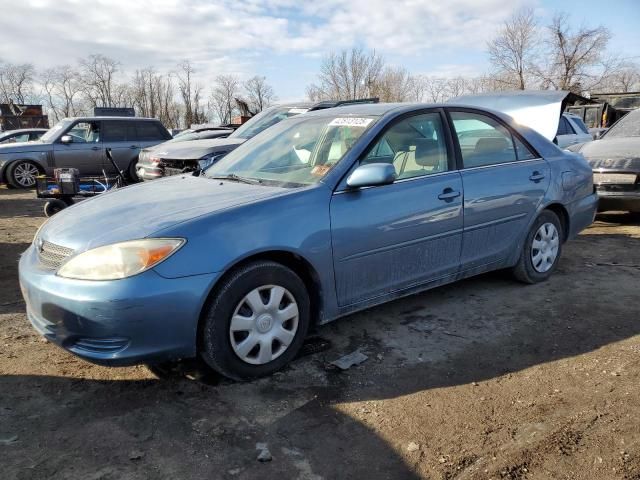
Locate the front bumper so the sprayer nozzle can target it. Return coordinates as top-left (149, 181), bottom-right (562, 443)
top-left (136, 164), bottom-right (164, 182)
top-left (18, 245), bottom-right (217, 366)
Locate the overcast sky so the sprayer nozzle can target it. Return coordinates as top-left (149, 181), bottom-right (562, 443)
top-left (0, 0), bottom-right (638, 100)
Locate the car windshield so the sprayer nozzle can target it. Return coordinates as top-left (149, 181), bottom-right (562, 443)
top-left (604, 109), bottom-right (640, 138)
top-left (39, 121), bottom-right (70, 143)
top-left (205, 115), bottom-right (377, 187)
top-left (230, 106), bottom-right (310, 140)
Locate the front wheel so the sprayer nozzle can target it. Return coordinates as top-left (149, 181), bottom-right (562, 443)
top-left (199, 261), bottom-right (310, 381)
top-left (512, 210), bottom-right (563, 284)
top-left (43, 199), bottom-right (68, 217)
top-left (7, 160), bottom-right (41, 189)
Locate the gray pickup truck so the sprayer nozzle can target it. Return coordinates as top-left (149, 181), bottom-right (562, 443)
top-left (0, 116), bottom-right (171, 188)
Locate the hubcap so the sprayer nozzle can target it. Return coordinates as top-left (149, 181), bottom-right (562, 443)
top-left (229, 285), bottom-right (299, 365)
top-left (14, 162), bottom-right (39, 187)
top-left (531, 222), bottom-right (559, 273)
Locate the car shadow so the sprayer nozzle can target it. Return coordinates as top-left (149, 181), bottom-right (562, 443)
top-left (0, 187), bottom-right (45, 219)
top-left (2, 232), bottom-right (639, 479)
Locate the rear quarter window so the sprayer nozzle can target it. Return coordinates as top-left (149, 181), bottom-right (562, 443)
top-left (136, 121), bottom-right (170, 141)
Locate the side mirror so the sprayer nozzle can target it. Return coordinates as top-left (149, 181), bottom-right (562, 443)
top-left (346, 163), bottom-right (396, 189)
top-left (60, 135), bottom-right (73, 144)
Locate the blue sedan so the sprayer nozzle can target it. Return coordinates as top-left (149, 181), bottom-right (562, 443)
top-left (19, 103), bottom-right (598, 380)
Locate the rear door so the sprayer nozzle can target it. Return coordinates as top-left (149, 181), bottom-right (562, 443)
top-left (102, 120), bottom-right (138, 174)
top-left (447, 109), bottom-right (550, 270)
top-left (330, 110), bottom-right (463, 306)
top-left (53, 120), bottom-right (103, 174)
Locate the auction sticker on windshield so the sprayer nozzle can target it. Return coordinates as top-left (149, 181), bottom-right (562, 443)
top-left (329, 117), bottom-right (373, 127)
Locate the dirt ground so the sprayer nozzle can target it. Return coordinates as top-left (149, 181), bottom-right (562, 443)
top-left (1, 185), bottom-right (639, 480)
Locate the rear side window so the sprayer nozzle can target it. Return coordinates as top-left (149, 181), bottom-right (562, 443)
top-left (450, 111), bottom-right (521, 168)
top-left (103, 121), bottom-right (128, 142)
top-left (571, 117), bottom-right (590, 134)
top-left (136, 121), bottom-right (168, 141)
top-left (556, 117), bottom-right (575, 136)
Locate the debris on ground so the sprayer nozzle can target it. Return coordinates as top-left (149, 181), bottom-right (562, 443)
top-left (329, 350), bottom-right (369, 370)
top-left (407, 442), bottom-right (420, 452)
top-left (129, 450), bottom-right (144, 461)
top-left (256, 442), bottom-right (272, 462)
top-left (0, 435), bottom-right (18, 445)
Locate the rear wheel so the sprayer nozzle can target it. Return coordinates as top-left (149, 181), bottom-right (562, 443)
top-left (7, 160), bottom-right (41, 189)
top-left (43, 199), bottom-right (68, 217)
top-left (200, 261), bottom-right (310, 381)
top-left (127, 159), bottom-right (139, 183)
top-left (512, 210), bottom-right (563, 284)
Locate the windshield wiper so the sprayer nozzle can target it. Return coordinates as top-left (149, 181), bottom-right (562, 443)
top-left (208, 173), bottom-right (262, 185)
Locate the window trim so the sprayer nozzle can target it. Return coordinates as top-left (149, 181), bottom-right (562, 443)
top-left (333, 107), bottom-right (456, 193)
top-left (444, 107), bottom-right (541, 170)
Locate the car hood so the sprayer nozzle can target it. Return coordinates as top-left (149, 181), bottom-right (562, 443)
top-left (450, 90), bottom-right (569, 141)
top-left (576, 137), bottom-right (640, 171)
top-left (0, 140), bottom-right (50, 154)
top-left (144, 137), bottom-right (246, 159)
top-left (39, 175), bottom-right (285, 251)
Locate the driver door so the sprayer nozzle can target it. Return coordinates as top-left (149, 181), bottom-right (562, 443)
top-left (53, 120), bottom-right (103, 174)
top-left (330, 110), bottom-right (463, 307)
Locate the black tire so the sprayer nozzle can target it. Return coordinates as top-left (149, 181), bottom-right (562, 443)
top-left (512, 210), bottom-right (563, 284)
top-left (7, 160), bottom-right (42, 189)
top-left (127, 159), bottom-right (139, 183)
top-left (199, 261), bottom-right (310, 381)
top-left (43, 199), bottom-right (68, 217)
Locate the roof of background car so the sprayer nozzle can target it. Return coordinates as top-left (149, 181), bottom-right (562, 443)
top-left (0, 128), bottom-right (48, 134)
top-left (60, 116), bottom-right (163, 122)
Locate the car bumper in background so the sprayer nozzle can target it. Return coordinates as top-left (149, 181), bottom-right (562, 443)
top-left (18, 245), bottom-right (217, 366)
top-left (593, 172), bottom-right (640, 212)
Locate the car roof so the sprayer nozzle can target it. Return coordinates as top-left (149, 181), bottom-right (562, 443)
top-left (0, 128), bottom-right (48, 134)
top-left (61, 116), bottom-right (161, 122)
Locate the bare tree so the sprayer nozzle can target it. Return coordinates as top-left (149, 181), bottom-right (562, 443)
top-left (371, 66), bottom-right (414, 102)
top-left (0, 61), bottom-right (36, 103)
top-left (209, 74), bottom-right (241, 124)
top-left (244, 76), bottom-right (276, 113)
top-left (487, 7), bottom-right (539, 90)
top-left (176, 60), bottom-right (206, 127)
top-left (78, 54), bottom-right (120, 107)
top-left (42, 65), bottom-right (84, 120)
top-left (307, 47), bottom-right (384, 100)
top-left (541, 13), bottom-right (617, 93)
top-left (599, 62), bottom-right (640, 92)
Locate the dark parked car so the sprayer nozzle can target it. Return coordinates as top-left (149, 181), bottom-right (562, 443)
top-left (0, 117), bottom-right (171, 188)
top-left (569, 108), bottom-right (640, 212)
top-left (0, 128), bottom-right (48, 144)
top-left (20, 102), bottom-right (597, 380)
top-left (136, 99), bottom-right (378, 180)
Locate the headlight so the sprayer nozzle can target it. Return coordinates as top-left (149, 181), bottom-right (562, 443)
top-left (198, 152), bottom-right (225, 171)
top-left (57, 238), bottom-right (185, 280)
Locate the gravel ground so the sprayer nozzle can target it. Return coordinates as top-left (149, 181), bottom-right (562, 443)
top-left (1, 186), bottom-right (639, 480)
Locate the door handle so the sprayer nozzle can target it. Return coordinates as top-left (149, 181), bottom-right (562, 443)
top-left (91, 146), bottom-right (100, 151)
top-left (130, 145), bottom-right (139, 149)
top-left (529, 171), bottom-right (545, 182)
top-left (438, 188), bottom-right (461, 201)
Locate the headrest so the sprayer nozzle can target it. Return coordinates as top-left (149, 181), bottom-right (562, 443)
top-left (474, 137), bottom-right (508, 155)
top-left (414, 138), bottom-right (442, 167)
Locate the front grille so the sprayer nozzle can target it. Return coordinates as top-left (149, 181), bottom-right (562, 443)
top-left (38, 240), bottom-right (74, 269)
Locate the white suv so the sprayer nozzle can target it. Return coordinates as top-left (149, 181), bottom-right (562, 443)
top-left (555, 113), bottom-right (593, 149)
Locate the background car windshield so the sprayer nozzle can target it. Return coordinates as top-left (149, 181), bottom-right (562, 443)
top-left (230, 106), bottom-right (309, 140)
top-left (206, 115), bottom-right (376, 186)
top-left (39, 121), bottom-right (70, 142)
top-left (604, 109), bottom-right (640, 138)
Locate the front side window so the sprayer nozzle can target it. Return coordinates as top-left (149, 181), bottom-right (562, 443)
top-left (451, 111), bottom-right (531, 168)
top-left (67, 121), bottom-right (101, 143)
top-left (363, 112), bottom-right (450, 179)
top-left (206, 115), bottom-right (375, 186)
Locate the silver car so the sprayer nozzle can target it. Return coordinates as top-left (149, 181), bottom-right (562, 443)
top-left (0, 117), bottom-right (171, 188)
